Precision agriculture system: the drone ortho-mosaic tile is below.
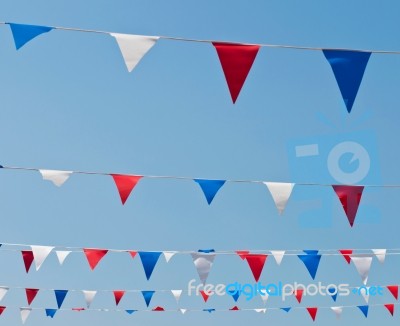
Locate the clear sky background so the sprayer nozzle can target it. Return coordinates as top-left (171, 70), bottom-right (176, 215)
top-left (0, 1), bottom-right (399, 325)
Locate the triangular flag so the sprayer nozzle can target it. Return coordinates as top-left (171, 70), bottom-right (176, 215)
top-left (45, 308), bottom-right (57, 318)
top-left (270, 250), bottom-right (285, 265)
top-left (230, 306), bottom-right (240, 311)
top-left (55, 290), bottom-right (68, 308)
top-left (20, 308), bottom-right (32, 324)
top-left (138, 251), bottom-right (161, 280)
top-left (331, 306), bottom-right (343, 319)
top-left (332, 185), bottom-right (364, 226)
top-left (327, 286), bottom-right (338, 302)
top-left (245, 254), bottom-right (267, 282)
top-left (111, 174), bottom-right (143, 205)
top-left (110, 33), bottom-right (159, 72)
top-left (254, 308), bottom-right (266, 313)
top-left (83, 248), bottom-right (108, 270)
top-left (227, 289), bottom-right (240, 302)
top-left (128, 251), bottom-right (137, 259)
top-left (0, 287), bottom-right (9, 301)
top-left (358, 305), bottom-right (369, 318)
top-left (323, 50), bottom-right (371, 113)
top-left (200, 290), bottom-right (212, 303)
top-left (9, 23), bottom-right (53, 50)
top-left (260, 292), bottom-right (269, 305)
top-left (298, 253), bottom-right (322, 279)
top-left (72, 308), bottom-right (85, 312)
top-left (264, 182), bottom-right (294, 215)
top-left (125, 310), bottom-right (137, 315)
top-left (25, 288), bottom-right (39, 305)
top-left (180, 309), bottom-right (187, 314)
top-left (280, 307), bottom-right (291, 313)
top-left (384, 304), bottom-right (394, 316)
top-left (113, 290), bottom-right (125, 306)
top-left (171, 290), bottom-right (182, 304)
top-left (359, 287), bottom-right (370, 303)
top-left (0, 306), bottom-right (6, 315)
top-left (372, 249), bottom-right (386, 264)
top-left (141, 291), bottom-right (155, 307)
top-left (163, 251), bottom-right (177, 263)
top-left (194, 179), bottom-right (226, 204)
top-left (307, 307), bottom-right (318, 321)
top-left (203, 308), bottom-right (215, 313)
top-left (152, 306), bottom-right (165, 311)
top-left (387, 285), bottom-right (398, 300)
top-left (213, 42), bottom-right (260, 103)
top-left (339, 249), bottom-right (353, 264)
top-left (236, 250), bottom-right (249, 260)
top-left (191, 253), bottom-right (216, 284)
top-left (56, 251), bottom-right (71, 265)
top-left (31, 245), bottom-right (54, 271)
top-left (351, 256), bottom-right (373, 284)
top-left (39, 170), bottom-right (72, 187)
top-left (293, 289), bottom-right (304, 303)
top-left (82, 290), bottom-right (96, 308)
top-left (21, 250), bottom-right (34, 273)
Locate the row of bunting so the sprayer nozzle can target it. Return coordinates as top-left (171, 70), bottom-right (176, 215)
top-left (2, 165), bottom-right (374, 226)
top-left (2, 22), bottom-right (384, 112)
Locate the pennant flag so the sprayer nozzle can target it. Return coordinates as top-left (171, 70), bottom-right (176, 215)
top-left (339, 249), bottom-right (353, 264)
top-left (260, 292), bottom-right (269, 305)
top-left (358, 305), bottom-right (369, 318)
top-left (56, 251), bottom-right (71, 265)
top-left (351, 256), bottom-right (373, 284)
top-left (82, 290), bottom-right (96, 308)
top-left (113, 290), bottom-right (125, 306)
top-left (332, 185), bottom-right (364, 226)
top-left (138, 251), bottom-right (162, 280)
top-left (298, 253), bottom-right (322, 279)
top-left (227, 289), bottom-right (240, 302)
top-left (331, 306), bottom-right (343, 319)
top-left (180, 309), bottom-right (187, 314)
top-left (235, 250), bottom-right (249, 260)
top-left (39, 170), bottom-right (72, 187)
top-left (9, 23), bottom-right (53, 50)
top-left (230, 306), bottom-right (240, 311)
top-left (25, 288), bottom-right (39, 305)
top-left (323, 50), bottom-right (371, 113)
top-left (213, 42), bottom-right (260, 103)
top-left (83, 248), bottom-right (108, 270)
top-left (387, 285), bottom-right (398, 300)
top-left (191, 252), bottom-right (216, 284)
top-left (110, 33), bottom-right (159, 72)
top-left (254, 308), bottom-right (266, 313)
top-left (0, 287), bottom-right (9, 301)
top-left (21, 250), bottom-right (34, 273)
top-left (198, 249), bottom-right (215, 254)
top-left (359, 287), bottom-right (370, 303)
top-left (0, 306), bottom-right (6, 315)
top-left (125, 310), bottom-right (137, 315)
top-left (194, 179), bottom-right (226, 204)
top-left (270, 250), bottom-right (285, 265)
top-left (152, 306), bottom-right (165, 311)
top-left (203, 308), bottom-right (215, 313)
top-left (55, 290), bottom-right (68, 309)
top-left (264, 182), bottom-right (295, 215)
top-left (372, 249), bottom-right (386, 264)
top-left (280, 307), bottom-right (291, 313)
top-left (245, 254), bottom-right (267, 282)
top-left (163, 251), bottom-right (177, 263)
top-left (45, 309), bottom-right (57, 318)
top-left (307, 307), bottom-right (318, 321)
top-left (293, 289), bottom-right (304, 303)
top-left (141, 291), bottom-right (155, 307)
top-left (31, 245), bottom-right (54, 271)
top-left (384, 304), bottom-right (394, 316)
top-left (328, 286), bottom-right (338, 302)
top-left (111, 174), bottom-right (143, 205)
top-left (171, 290), bottom-right (182, 304)
top-left (72, 308), bottom-right (85, 312)
top-left (200, 290), bottom-right (211, 303)
top-left (20, 308), bottom-right (32, 324)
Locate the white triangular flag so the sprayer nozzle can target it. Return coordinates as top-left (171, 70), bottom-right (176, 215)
top-left (20, 308), bottom-right (32, 324)
top-left (259, 292), bottom-right (269, 304)
top-left (82, 290), bottom-right (97, 308)
top-left (31, 245), bottom-right (54, 271)
top-left (0, 287), bottom-right (8, 301)
top-left (264, 182), bottom-right (294, 215)
top-left (39, 169), bottom-right (72, 187)
top-left (163, 251), bottom-right (177, 263)
top-left (56, 250), bottom-right (71, 265)
top-left (254, 308), bottom-right (267, 313)
top-left (351, 256), bottom-right (373, 285)
top-left (270, 250), bottom-right (285, 265)
top-left (359, 287), bottom-right (370, 303)
top-left (171, 290), bottom-right (182, 303)
top-left (372, 249), bottom-right (386, 264)
top-left (110, 33), bottom-right (159, 72)
top-left (180, 308), bottom-right (187, 314)
top-left (331, 306), bottom-right (343, 319)
top-left (191, 253), bottom-right (216, 285)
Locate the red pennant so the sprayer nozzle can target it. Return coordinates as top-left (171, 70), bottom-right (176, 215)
top-left (387, 285), bottom-right (398, 300)
top-left (384, 304), bottom-right (394, 316)
top-left (83, 249), bottom-right (108, 270)
top-left (213, 42), bottom-right (260, 103)
top-left (293, 289), bottom-right (304, 303)
top-left (113, 290), bottom-right (125, 306)
top-left (21, 250), bottom-right (34, 273)
top-left (152, 306), bottom-right (165, 311)
top-left (230, 306), bottom-right (240, 311)
top-left (245, 254), bottom-right (267, 282)
top-left (236, 250), bottom-right (249, 260)
top-left (25, 288), bottom-right (39, 305)
top-left (111, 174), bottom-right (142, 205)
top-left (128, 251), bottom-right (137, 259)
top-left (339, 249), bottom-right (353, 264)
top-left (72, 308), bottom-right (85, 312)
top-left (307, 307), bottom-right (318, 321)
top-left (332, 185), bottom-right (364, 226)
top-left (0, 306), bottom-right (5, 315)
top-left (200, 290), bottom-right (212, 303)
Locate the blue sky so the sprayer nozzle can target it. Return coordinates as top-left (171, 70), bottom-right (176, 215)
top-left (0, 1), bottom-right (399, 325)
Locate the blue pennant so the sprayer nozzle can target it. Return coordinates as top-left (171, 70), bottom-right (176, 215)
top-left (45, 309), bottom-right (57, 318)
top-left (323, 50), bottom-right (371, 113)
top-left (54, 290), bottom-right (68, 309)
top-left (0, 165), bottom-right (3, 168)
top-left (358, 305), bottom-right (369, 318)
top-left (203, 308), bottom-right (215, 313)
top-left (297, 253), bottom-right (321, 280)
top-left (194, 179), bottom-right (226, 204)
top-left (141, 291), bottom-right (155, 307)
top-left (227, 289), bottom-right (240, 302)
top-left (125, 310), bottom-right (137, 315)
top-left (9, 23), bottom-right (53, 50)
top-left (280, 307), bottom-right (291, 313)
top-left (327, 287), bottom-right (338, 302)
top-left (138, 252), bottom-right (161, 280)
top-left (198, 249), bottom-right (215, 253)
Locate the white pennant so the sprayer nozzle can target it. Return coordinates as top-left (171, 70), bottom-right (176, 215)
top-left (191, 253), bottom-right (216, 285)
top-left (82, 290), bottom-right (97, 308)
top-left (351, 256), bottom-right (373, 285)
top-left (56, 250), bottom-right (71, 265)
top-left (163, 251), bottom-right (177, 263)
top-left (31, 245), bottom-right (54, 271)
top-left (359, 287), bottom-right (370, 303)
top-left (0, 287), bottom-right (9, 301)
top-left (270, 250), bottom-right (285, 265)
top-left (180, 309), bottom-right (187, 314)
top-left (254, 308), bottom-right (267, 313)
top-left (171, 290), bottom-right (182, 303)
top-left (20, 308), bottom-right (32, 324)
top-left (331, 306), bottom-right (343, 319)
top-left (372, 249), bottom-right (386, 264)
top-left (264, 182), bottom-right (295, 215)
top-left (259, 292), bottom-right (269, 304)
top-left (110, 33), bottom-right (159, 72)
top-left (39, 169), bottom-right (72, 187)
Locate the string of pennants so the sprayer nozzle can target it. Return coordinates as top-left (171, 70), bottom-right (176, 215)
top-left (2, 22), bottom-right (398, 111)
top-left (2, 165), bottom-right (394, 226)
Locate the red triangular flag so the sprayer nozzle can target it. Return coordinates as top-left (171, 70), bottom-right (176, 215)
top-left (230, 306), bottom-right (240, 311)
top-left (384, 304), bottom-right (394, 316)
top-left (113, 290), bottom-right (125, 306)
top-left (332, 185), bottom-right (364, 226)
top-left (294, 289), bottom-right (304, 303)
top-left (307, 307), bottom-right (318, 321)
top-left (25, 288), bottom-right (39, 305)
top-left (128, 251), bottom-right (137, 259)
top-left (236, 250), bottom-right (249, 260)
top-left (72, 308), bottom-right (85, 312)
top-left (111, 174), bottom-right (143, 205)
top-left (21, 250), bottom-right (34, 273)
top-left (200, 290), bottom-right (212, 303)
top-left (152, 306), bottom-right (165, 311)
top-left (213, 42), bottom-right (260, 103)
top-left (0, 306), bottom-right (5, 315)
top-left (83, 249), bottom-right (108, 270)
top-left (387, 285), bottom-right (398, 300)
top-left (245, 254), bottom-right (267, 282)
top-left (339, 249), bottom-right (353, 264)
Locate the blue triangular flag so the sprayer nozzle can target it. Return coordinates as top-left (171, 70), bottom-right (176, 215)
top-left (138, 252), bottom-right (161, 280)
top-left (227, 289), bottom-right (240, 302)
top-left (54, 290), bottom-right (68, 309)
top-left (327, 287), bottom-right (338, 302)
top-left (45, 308), bottom-right (57, 318)
top-left (194, 179), bottom-right (226, 204)
top-left (141, 291), bottom-right (155, 307)
top-left (280, 307), bottom-right (291, 312)
top-left (198, 249), bottom-right (215, 253)
top-left (297, 253), bottom-right (321, 279)
top-left (303, 250), bottom-right (319, 255)
top-left (358, 305), bottom-right (369, 318)
top-left (203, 308), bottom-right (215, 313)
top-left (125, 310), bottom-right (137, 315)
top-left (9, 23), bottom-right (53, 50)
top-left (323, 50), bottom-right (371, 113)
